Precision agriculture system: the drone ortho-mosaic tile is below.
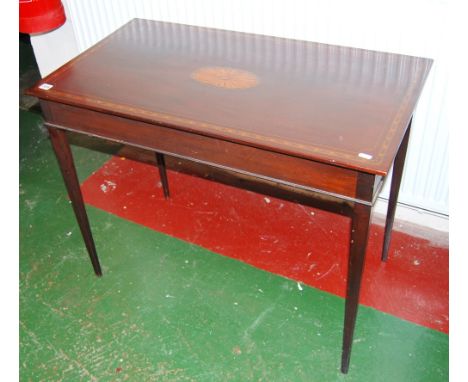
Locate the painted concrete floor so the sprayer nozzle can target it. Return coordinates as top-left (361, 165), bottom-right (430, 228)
top-left (19, 111), bottom-right (449, 381)
top-left (81, 150), bottom-right (449, 334)
top-left (20, 37), bottom-right (448, 381)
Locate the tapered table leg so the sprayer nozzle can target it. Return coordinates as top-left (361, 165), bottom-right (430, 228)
top-left (48, 127), bottom-right (102, 276)
top-left (381, 119), bottom-right (412, 262)
top-left (155, 152), bottom-right (170, 199)
top-left (341, 202), bottom-right (371, 373)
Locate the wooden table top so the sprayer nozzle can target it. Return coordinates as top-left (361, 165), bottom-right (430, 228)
top-left (28, 18), bottom-right (432, 175)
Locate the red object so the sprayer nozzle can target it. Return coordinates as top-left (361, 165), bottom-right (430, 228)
top-left (19, 0), bottom-right (66, 34)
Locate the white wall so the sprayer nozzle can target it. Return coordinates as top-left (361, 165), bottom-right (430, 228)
top-left (30, 0), bottom-right (449, 230)
top-left (29, 0), bottom-right (79, 77)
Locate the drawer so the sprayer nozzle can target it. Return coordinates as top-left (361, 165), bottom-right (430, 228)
top-left (42, 101), bottom-right (373, 202)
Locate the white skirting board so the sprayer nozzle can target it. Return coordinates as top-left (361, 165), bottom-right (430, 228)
top-left (371, 197), bottom-right (448, 247)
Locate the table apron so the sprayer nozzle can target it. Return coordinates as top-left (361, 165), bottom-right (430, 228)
top-left (42, 100), bottom-right (376, 205)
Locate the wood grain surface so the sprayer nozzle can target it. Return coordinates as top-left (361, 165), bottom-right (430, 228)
top-left (27, 19), bottom-right (432, 175)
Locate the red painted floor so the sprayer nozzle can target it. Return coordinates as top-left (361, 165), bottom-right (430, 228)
top-left (81, 156), bottom-right (448, 334)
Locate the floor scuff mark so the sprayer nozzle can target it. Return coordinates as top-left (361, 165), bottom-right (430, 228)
top-left (100, 180), bottom-right (117, 193)
top-left (315, 263), bottom-right (338, 281)
top-left (243, 306), bottom-right (275, 341)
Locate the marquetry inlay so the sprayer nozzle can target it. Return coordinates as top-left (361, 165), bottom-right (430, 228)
top-left (191, 66), bottom-right (259, 89)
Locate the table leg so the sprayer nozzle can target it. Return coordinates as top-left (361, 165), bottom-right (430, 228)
top-left (341, 202), bottom-right (371, 373)
top-left (381, 119), bottom-right (412, 262)
top-left (48, 127), bottom-right (102, 276)
top-left (155, 152), bottom-right (170, 199)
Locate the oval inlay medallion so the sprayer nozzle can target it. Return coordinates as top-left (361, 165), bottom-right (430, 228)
top-left (191, 66), bottom-right (259, 89)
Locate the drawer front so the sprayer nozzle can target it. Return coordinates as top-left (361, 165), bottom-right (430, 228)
top-left (43, 101), bottom-right (364, 201)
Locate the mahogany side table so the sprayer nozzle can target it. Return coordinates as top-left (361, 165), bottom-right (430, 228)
top-left (27, 19), bottom-right (432, 373)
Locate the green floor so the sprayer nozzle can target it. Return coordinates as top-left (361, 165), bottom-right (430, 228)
top-left (19, 107), bottom-right (448, 381)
